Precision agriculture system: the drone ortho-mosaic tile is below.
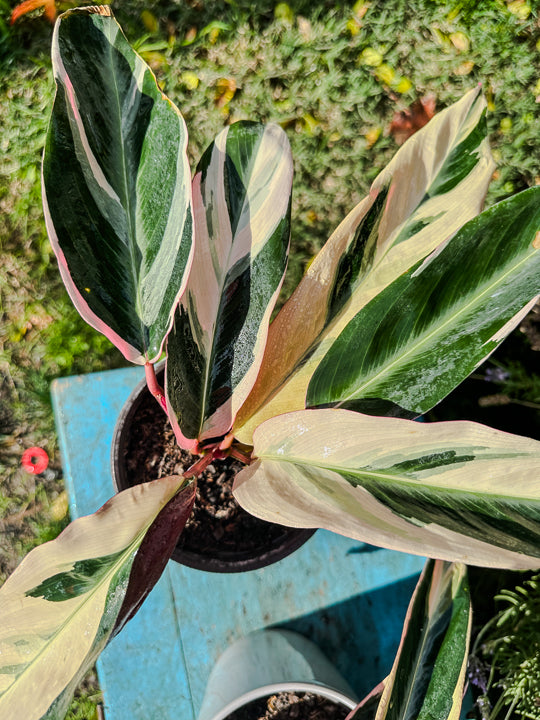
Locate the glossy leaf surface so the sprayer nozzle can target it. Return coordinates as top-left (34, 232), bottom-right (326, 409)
top-left (234, 409), bottom-right (540, 568)
top-left (307, 186), bottom-right (540, 417)
top-left (166, 121), bottom-right (292, 449)
top-left (373, 561), bottom-right (470, 720)
top-left (0, 476), bottom-right (195, 720)
top-left (235, 87), bottom-right (494, 442)
top-left (42, 7), bottom-right (193, 364)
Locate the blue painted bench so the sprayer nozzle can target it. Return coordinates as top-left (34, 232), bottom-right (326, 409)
top-left (51, 367), bottom-right (425, 720)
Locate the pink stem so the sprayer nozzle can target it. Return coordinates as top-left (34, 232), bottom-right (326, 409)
top-left (181, 437), bottom-right (255, 480)
top-left (184, 451), bottom-right (216, 478)
top-left (228, 446), bottom-right (253, 465)
top-left (145, 362), bottom-right (167, 412)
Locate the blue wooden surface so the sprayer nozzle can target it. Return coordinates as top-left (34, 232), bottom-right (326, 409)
top-left (51, 368), bottom-right (426, 720)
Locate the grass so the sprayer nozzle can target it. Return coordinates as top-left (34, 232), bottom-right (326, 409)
top-left (0, 0), bottom-right (538, 717)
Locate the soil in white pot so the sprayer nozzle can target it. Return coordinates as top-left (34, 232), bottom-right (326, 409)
top-left (226, 691), bottom-right (350, 720)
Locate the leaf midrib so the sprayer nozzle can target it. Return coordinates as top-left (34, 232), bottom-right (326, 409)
top-left (261, 454), bottom-right (540, 503)
top-left (198, 133), bottom-right (261, 435)
top-left (107, 32), bottom-right (148, 358)
top-left (246, 93), bottom-right (486, 421)
top-left (335, 245), bottom-right (535, 407)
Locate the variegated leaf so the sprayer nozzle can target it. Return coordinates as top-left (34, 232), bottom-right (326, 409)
top-left (235, 87), bottom-right (494, 442)
top-left (306, 186), bottom-right (540, 417)
top-left (372, 561), bottom-right (471, 720)
top-left (0, 476), bottom-right (195, 720)
top-left (233, 409), bottom-right (540, 568)
top-left (346, 683), bottom-right (385, 720)
top-left (166, 121), bottom-right (293, 450)
top-left (42, 7), bottom-right (194, 364)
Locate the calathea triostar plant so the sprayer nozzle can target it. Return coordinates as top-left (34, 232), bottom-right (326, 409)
top-left (0, 6), bottom-right (539, 720)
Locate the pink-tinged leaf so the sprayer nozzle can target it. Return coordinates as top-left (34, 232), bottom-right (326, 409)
top-left (347, 563), bottom-right (470, 720)
top-left (0, 475), bottom-right (195, 720)
top-left (166, 121), bottom-right (293, 449)
top-left (235, 87), bottom-right (495, 443)
top-left (42, 7), bottom-right (194, 364)
top-left (345, 682), bottom-right (385, 720)
top-left (234, 409), bottom-right (540, 568)
top-left (373, 561), bottom-right (471, 720)
top-left (115, 478), bottom-right (196, 630)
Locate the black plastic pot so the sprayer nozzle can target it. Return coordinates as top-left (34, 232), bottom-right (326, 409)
top-left (111, 367), bottom-right (315, 573)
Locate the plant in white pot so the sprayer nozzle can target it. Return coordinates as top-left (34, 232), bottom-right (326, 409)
top-left (0, 6), bottom-right (539, 719)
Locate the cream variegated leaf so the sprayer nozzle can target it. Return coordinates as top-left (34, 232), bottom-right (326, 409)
top-left (234, 410), bottom-right (540, 569)
top-left (0, 476), bottom-right (195, 720)
top-left (166, 121), bottom-right (293, 450)
top-left (235, 87), bottom-right (494, 442)
top-left (306, 186), bottom-right (540, 417)
top-left (43, 7), bottom-right (194, 364)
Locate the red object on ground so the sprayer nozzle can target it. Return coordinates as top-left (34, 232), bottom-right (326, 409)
top-left (10, 0), bottom-right (57, 25)
top-left (22, 447), bottom-right (49, 474)
top-left (389, 95), bottom-right (437, 145)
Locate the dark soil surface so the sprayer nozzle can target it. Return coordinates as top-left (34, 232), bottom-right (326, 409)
top-left (226, 692), bottom-right (350, 720)
top-left (122, 389), bottom-right (292, 559)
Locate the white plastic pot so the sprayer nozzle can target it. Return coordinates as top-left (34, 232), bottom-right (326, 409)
top-left (198, 629), bottom-right (358, 720)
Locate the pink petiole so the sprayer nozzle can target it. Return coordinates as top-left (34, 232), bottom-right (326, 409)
top-left (145, 362), bottom-right (167, 412)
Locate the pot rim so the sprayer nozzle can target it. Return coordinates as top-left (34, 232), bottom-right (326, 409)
top-left (110, 363), bottom-right (315, 573)
top-left (208, 681), bottom-right (357, 720)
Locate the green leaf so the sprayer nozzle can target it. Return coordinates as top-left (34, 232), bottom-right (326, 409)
top-left (25, 552), bottom-right (125, 601)
top-left (235, 87), bottom-right (494, 443)
top-left (42, 6), bottom-right (194, 364)
top-left (234, 409), bottom-right (540, 568)
top-left (372, 561), bottom-right (471, 720)
top-left (166, 121), bottom-right (293, 450)
top-left (307, 187), bottom-right (540, 416)
top-left (0, 476), bottom-right (195, 720)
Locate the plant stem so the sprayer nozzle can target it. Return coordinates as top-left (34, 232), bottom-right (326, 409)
top-left (228, 446), bottom-right (253, 464)
top-left (145, 362), bottom-right (167, 412)
top-left (183, 452), bottom-right (215, 478)
top-left (183, 441), bottom-right (253, 479)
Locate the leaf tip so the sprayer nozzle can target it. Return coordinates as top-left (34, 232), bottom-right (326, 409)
top-left (83, 4), bottom-right (112, 17)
